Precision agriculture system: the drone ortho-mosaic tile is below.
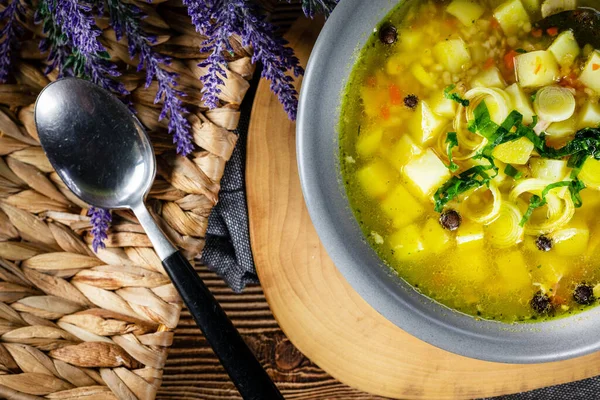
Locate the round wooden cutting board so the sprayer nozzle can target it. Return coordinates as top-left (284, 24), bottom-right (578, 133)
top-left (246, 18), bottom-right (600, 400)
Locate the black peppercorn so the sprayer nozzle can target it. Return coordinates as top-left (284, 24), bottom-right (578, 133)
top-left (573, 283), bottom-right (595, 305)
top-left (535, 236), bottom-right (552, 251)
top-left (439, 210), bottom-right (461, 231)
top-left (404, 94), bottom-right (419, 109)
top-left (531, 291), bottom-right (553, 314)
top-left (378, 24), bottom-right (397, 45)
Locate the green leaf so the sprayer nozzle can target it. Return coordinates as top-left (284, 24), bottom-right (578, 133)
top-left (445, 131), bottom-right (459, 172)
top-left (444, 85), bottom-right (470, 107)
top-left (433, 164), bottom-right (495, 212)
top-left (504, 164), bottom-right (522, 179)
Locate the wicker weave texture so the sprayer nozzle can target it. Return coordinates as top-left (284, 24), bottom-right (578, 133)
top-left (0, 1), bottom-right (253, 398)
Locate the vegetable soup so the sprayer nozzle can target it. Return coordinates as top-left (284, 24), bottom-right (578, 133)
top-left (339, 0), bottom-right (600, 322)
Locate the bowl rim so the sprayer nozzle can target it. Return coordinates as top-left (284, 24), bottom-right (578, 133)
top-left (296, 0), bottom-right (600, 364)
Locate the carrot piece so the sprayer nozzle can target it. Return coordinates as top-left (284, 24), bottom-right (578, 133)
top-left (389, 84), bottom-right (402, 105)
top-left (504, 50), bottom-right (518, 70)
top-left (546, 27), bottom-right (559, 37)
top-left (365, 76), bottom-right (377, 87)
top-left (593, 64), bottom-right (600, 71)
top-left (484, 57), bottom-right (495, 70)
top-left (490, 17), bottom-right (500, 29)
top-left (531, 28), bottom-right (543, 38)
top-left (380, 105), bottom-right (390, 120)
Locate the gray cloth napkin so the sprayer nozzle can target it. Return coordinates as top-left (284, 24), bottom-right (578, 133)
top-left (200, 68), bottom-right (600, 397)
top-left (200, 69), bottom-right (261, 293)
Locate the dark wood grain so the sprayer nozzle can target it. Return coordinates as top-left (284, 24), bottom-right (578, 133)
top-left (157, 264), bottom-right (390, 400)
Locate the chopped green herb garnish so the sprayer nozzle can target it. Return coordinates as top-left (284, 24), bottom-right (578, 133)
top-left (444, 84), bottom-right (470, 107)
top-left (433, 163), bottom-right (495, 212)
top-left (446, 132), bottom-right (459, 172)
top-left (433, 102), bottom-right (600, 216)
top-left (504, 164), bottom-right (522, 179)
top-left (520, 179), bottom-right (586, 226)
top-left (516, 48), bottom-right (527, 54)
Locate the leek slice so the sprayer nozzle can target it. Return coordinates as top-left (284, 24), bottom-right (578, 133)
top-left (451, 105), bottom-right (488, 159)
top-left (460, 181), bottom-right (502, 225)
top-left (485, 203), bottom-right (525, 248)
top-left (509, 179), bottom-right (575, 235)
top-left (465, 87), bottom-right (511, 126)
top-left (533, 86), bottom-right (576, 123)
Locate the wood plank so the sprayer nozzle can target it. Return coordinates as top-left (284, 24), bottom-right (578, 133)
top-left (158, 264), bottom-right (389, 399)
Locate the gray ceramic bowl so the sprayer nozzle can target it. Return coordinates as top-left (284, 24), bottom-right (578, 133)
top-left (296, 0), bottom-right (600, 363)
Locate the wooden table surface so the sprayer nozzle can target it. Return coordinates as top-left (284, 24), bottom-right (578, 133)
top-left (157, 265), bottom-right (389, 400)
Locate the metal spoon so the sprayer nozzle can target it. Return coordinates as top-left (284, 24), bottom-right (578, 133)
top-left (535, 7), bottom-right (600, 48)
top-left (34, 78), bottom-right (283, 400)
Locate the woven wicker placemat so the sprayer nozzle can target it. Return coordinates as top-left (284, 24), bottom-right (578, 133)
top-left (0, 2), bottom-right (252, 399)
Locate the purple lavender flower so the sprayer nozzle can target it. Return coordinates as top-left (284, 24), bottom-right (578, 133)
top-left (88, 207), bottom-right (111, 252)
top-left (107, 0), bottom-right (194, 156)
top-left (0, 0), bottom-right (25, 83)
top-left (35, 0), bottom-right (127, 95)
top-left (298, 0), bottom-right (339, 18)
top-left (183, 0), bottom-right (304, 120)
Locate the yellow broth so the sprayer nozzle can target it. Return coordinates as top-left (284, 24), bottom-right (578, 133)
top-left (339, 0), bottom-right (600, 322)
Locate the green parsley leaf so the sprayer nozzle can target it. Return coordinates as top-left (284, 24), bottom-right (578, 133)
top-left (504, 164), bottom-right (522, 179)
top-left (446, 132), bottom-right (459, 172)
top-left (444, 85), bottom-right (470, 107)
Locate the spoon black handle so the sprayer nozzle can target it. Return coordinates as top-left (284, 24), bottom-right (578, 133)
top-left (162, 251), bottom-right (284, 400)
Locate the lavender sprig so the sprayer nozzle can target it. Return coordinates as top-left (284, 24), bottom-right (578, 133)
top-left (35, 0), bottom-right (127, 95)
top-left (88, 207), bottom-right (112, 252)
top-left (183, 0), bottom-right (303, 120)
top-left (107, 0), bottom-right (194, 155)
top-left (0, 0), bottom-right (25, 82)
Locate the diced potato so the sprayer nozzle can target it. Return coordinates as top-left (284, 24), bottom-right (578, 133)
top-left (492, 137), bottom-right (534, 164)
top-left (383, 135), bottom-right (422, 170)
top-left (381, 185), bottom-right (425, 228)
top-left (451, 249), bottom-right (488, 283)
top-left (471, 67), bottom-right (506, 89)
top-left (410, 64), bottom-right (435, 89)
top-left (493, 0), bottom-right (530, 35)
top-left (579, 158), bottom-right (600, 190)
top-left (388, 224), bottom-right (425, 262)
top-left (551, 226), bottom-right (590, 257)
top-left (429, 91), bottom-right (457, 118)
top-left (446, 0), bottom-right (485, 26)
top-left (579, 51), bottom-right (600, 95)
top-left (402, 149), bottom-right (451, 198)
top-left (521, 0), bottom-right (541, 14)
top-left (360, 86), bottom-right (384, 117)
top-left (541, 0), bottom-right (576, 18)
top-left (422, 217), bottom-right (452, 254)
top-left (386, 55), bottom-right (404, 76)
top-left (399, 30), bottom-right (423, 51)
top-left (545, 116), bottom-right (577, 141)
top-left (529, 158), bottom-right (568, 181)
top-left (496, 251), bottom-right (531, 291)
top-left (578, 102), bottom-right (600, 130)
top-left (456, 219), bottom-right (484, 248)
top-left (515, 51), bottom-right (560, 88)
top-left (355, 126), bottom-right (383, 158)
top-left (548, 30), bottom-right (580, 68)
top-left (432, 39), bottom-right (472, 73)
top-left (357, 160), bottom-right (394, 198)
top-left (506, 83), bottom-right (535, 125)
top-left (408, 101), bottom-right (449, 145)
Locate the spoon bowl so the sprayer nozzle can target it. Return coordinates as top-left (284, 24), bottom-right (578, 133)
top-left (34, 78), bottom-right (155, 209)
